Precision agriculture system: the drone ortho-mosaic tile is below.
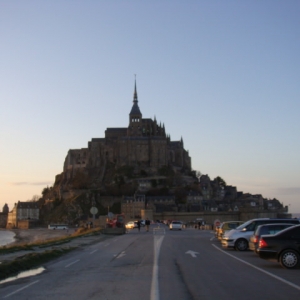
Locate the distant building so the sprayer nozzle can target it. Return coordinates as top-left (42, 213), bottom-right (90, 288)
top-left (7, 201), bottom-right (39, 229)
top-left (122, 194), bottom-right (146, 219)
top-left (0, 203), bottom-right (9, 228)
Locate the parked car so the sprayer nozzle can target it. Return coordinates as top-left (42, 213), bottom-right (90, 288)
top-left (125, 221), bottom-right (138, 229)
top-left (221, 218), bottom-right (300, 251)
top-left (169, 221), bottom-right (183, 230)
top-left (257, 224), bottom-right (300, 269)
top-left (216, 221), bottom-right (244, 241)
top-left (214, 225), bottom-right (220, 238)
top-left (249, 223), bottom-right (295, 252)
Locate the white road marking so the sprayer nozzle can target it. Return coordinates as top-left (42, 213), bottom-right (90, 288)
top-left (153, 228), bottom-right (165, 235)
top-left (212, 244), bottom-right (300, 291)
top-left (185, 250), bottom-right (199, 258)
top-left (90, 249), bottom-right (98, 254)
top-left (116, 251), bottom-right (126, 259)
top-left (3, 280), bottom-right (39, 298)
top-left (104, 243), bottom-right (110, 247)
top-left (150, 235), bottom-right (165, 300)
top-left (65, 259), bottom-right (80, 268)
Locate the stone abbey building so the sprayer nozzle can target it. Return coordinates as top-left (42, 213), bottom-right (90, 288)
top-left (62, 81), bottom-right (191, 187)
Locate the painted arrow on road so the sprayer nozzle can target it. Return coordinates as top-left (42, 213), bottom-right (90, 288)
top-left (116, 251), bottom-right (126, 259)
top-left (185, 250), bottom-right (199, 258)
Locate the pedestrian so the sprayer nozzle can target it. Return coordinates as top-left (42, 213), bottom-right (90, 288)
top-left (137, 220), bottom-right (141, 232)
top-left (198, 221), bottom-right (201, 230)
top-left (145, 218), bottom-right (150, 232)
top-left (201, 220), bottom-right (205, 230)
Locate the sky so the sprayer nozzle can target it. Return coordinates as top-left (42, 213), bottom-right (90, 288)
top-left (0, 1), bottom-right (300, 214)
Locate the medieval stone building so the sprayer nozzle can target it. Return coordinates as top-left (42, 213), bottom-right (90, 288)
top-left (61, 81), bottom-right (191, 188)
top-left (6, 201), bottom-right (39, 229)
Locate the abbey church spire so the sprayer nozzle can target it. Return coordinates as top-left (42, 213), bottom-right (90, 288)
top-left (129, 80), bottom-right (142, 117)
top-left (129, 77), bottom-right (142, 127)
top-left (133, 78), bottom-right (138, 104)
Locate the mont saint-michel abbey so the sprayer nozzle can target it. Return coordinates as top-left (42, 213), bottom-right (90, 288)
top-left (63, 81), bottom-right (191, 184)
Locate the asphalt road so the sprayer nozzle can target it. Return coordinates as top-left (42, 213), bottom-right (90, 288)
top-left (1, 224), bottom-right (300, 300)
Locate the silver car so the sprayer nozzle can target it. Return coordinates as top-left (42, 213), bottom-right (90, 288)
top-left (169, 221), bottom-right (182, 230)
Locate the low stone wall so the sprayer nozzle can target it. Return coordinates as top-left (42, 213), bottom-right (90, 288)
top-left (17, 220), bottom-right (40, 229)
top-left (153, 210), bottom-right (292, 228)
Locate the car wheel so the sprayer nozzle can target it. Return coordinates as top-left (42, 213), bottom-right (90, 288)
top-left (280, 250), bottom-right (300, 269)
top-left (235, 239), bottom-right (248, 251)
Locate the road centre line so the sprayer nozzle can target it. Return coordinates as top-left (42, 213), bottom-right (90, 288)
top-left (89, 249), bottom-right (98, 254)
top-left (3, 280), bottom-right (39, 298)
top-left (212, 244), bottom-right (300, 291)
top-left (65, 259), bottom-right (80, 268)
top-left (150, 235), bottom-right (165, 300)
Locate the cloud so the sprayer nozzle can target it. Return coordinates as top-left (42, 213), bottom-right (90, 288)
top-left (10, 182), bottom-right (52, 186)
top-left (274, 187), bottom-right (300, 195)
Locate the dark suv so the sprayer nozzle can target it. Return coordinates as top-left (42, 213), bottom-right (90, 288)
top-left (249, 223), bottom-right (295, 252)
top-left (257, 224), bottom-right (300, 269)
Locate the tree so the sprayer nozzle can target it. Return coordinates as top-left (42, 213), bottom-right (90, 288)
top-left (158, 165), bottom-right (174, 176)
top-left (28, 195), bottom-right (40, 202)
top-left (174, 187), bottom-right (187, 204)
top-left (214, 176), bottom-right (226, 188)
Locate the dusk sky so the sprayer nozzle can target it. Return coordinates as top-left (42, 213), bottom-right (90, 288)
top-left (1, 1), bottom-right (299, 213)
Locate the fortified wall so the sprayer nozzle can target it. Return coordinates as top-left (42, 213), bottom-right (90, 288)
top-left (152, 210), bottom-right (292, 228)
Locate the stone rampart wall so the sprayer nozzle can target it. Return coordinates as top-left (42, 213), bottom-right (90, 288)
top-left (153, 210), bottom-right (292, 228)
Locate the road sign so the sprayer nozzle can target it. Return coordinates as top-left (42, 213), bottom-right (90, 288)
top-left (214, 219), bottom-right (221, 227)
top-left (90, 207), bottom-right (98, 215)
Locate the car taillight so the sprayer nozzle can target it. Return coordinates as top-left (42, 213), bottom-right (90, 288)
top-left (259, 238), bottom-right (268, 248)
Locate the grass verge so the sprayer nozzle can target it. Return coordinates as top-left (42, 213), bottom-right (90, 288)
top-left (0, 247), bottom-right (74, 281)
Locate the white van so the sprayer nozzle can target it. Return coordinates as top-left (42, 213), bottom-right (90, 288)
top-left (221, 218), bottom-right (300, 251)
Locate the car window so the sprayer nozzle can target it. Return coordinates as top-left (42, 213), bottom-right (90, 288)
top-left (236, 220), bottom-right (252, 230)
top-left (246, 221), bottom-right (256, 231)
top-left (228, 223), bottom-right (237, 229)
top-left (279, 224), bottom-right (293, 230)
top-left (259, 226), bottom-right (269, 235)
top-left (269, 227), bottom-right (280, 235)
